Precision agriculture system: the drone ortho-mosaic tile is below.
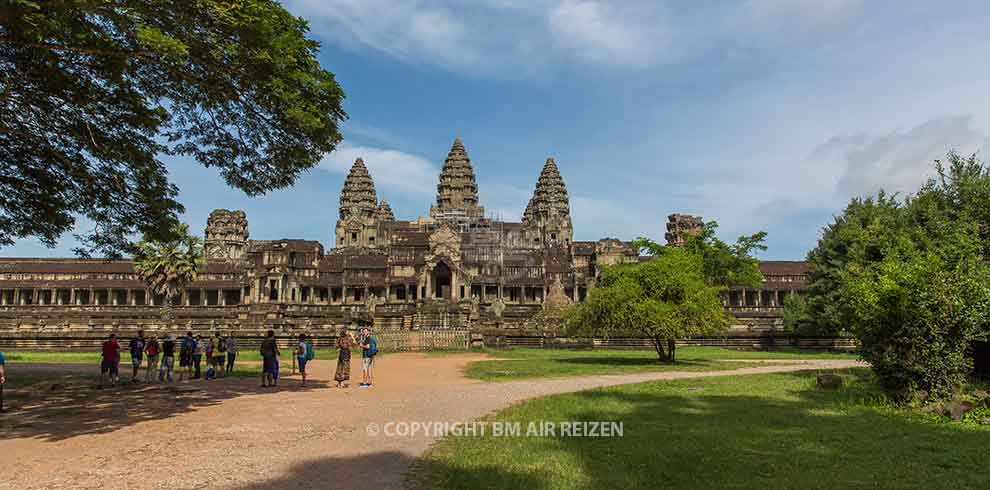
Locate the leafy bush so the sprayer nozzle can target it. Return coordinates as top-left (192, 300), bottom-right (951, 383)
top-left (804, 153), bottom-right (990, 401)
top-left (844, 253), bottom-right (990, 400)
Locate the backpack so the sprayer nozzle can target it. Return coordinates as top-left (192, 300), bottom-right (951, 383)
top-left (367, 338), bottom-right (378, 357)
top-left (218, 338), bottom-right (227, 353)
top-left (147, 342), bottom-right (159, 357)
top-left (305, 341), bottom-right (315, 361)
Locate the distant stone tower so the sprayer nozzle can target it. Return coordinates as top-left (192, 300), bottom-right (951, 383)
top-left (665, 214), bottom-right (704, 246)
top-left (336, 158), bottom-right (384, 248)
top-left (431, 138), bottom-right (485, 221)
top-left (204, 209), bottom-right (249, 261)
top-left (523, 158), bottom-right (573, 247)
top-left (376, 200), bottom-right (395, 221)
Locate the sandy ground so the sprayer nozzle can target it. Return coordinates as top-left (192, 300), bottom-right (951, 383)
top-left (0, 354), bottom-right (864, 490)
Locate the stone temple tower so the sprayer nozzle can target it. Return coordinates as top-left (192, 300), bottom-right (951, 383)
top-left (336, 158), bottom-right (388, 248)
top-left (431, 138), bottom-right (485, 221)
top-left (523, 158), bottom-right (573, 247)
top-left (204, 209), bottom-right (249, 261)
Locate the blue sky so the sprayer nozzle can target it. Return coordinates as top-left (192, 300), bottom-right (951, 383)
top-left (9, 0), bottom-right (990, 259)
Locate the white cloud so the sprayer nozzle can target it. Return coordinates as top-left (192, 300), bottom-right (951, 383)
top-left (821, 116), bottom-right (988, 198)
top-left (342, 121), bottom-right (408, 148)
top-left (285, 0), bottom-right (866, 75)
top-left (547, 1), bottom-right (669, 68)
top-left (319, 143), bottom-right (438, 198)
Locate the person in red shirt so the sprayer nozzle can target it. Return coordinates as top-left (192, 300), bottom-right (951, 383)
top-left (100, 333), bottom-right (121, 388)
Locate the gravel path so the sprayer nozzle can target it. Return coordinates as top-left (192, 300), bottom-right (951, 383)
top-left (0, 354), bottom-right (864, 490)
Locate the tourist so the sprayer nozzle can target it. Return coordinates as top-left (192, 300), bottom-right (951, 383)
top-left (224, 333), bottom-right (238, 374)
top-left (128, 330), bottom-right (145, 382)
top-left (333, 329), bottom-right (355, 388)
top-left (359, 328), bottom-right (378, 388)
top-left (192, 334), bottom-right (204, 379)
top-left (272, 336), bottom-right (281, 385)
top-left (179, 331), bottom-right (195, 381)
top-left (100, 333), bottom-right (121, 388)
top-left (144, 335), bottom-right (160, 383)
top-left (260, 330), bottom-right (279, 388)
top-left (159, 334), bottom-right (176, 383)
top-left (212, 332), bottom-right (226, 378)
top-left (0, 349), bottom-right (6, 412)
top-left (296, 333), bottom-right (309, 387)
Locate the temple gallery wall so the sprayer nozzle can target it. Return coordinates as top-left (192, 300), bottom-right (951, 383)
top-left (0, 139), bottom-right (809, 345)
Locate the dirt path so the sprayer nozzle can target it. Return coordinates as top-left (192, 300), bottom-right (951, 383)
top-left (0, 354), bottom-right (864, 490)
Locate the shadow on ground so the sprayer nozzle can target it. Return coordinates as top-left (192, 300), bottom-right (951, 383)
top-left (0, 362), bottom-right (326, 442)
top-left (235, 451), bottom-right (541, 490)
top-left (414, 370), bottom-right (990, 490)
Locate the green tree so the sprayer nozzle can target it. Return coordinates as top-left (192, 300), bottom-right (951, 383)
top-left (843, 251), bottom-right (990, 400)
top-left (801, 192), bottom-right (904, 336)
top-left (803, 152), bottom-right (990, 400)
top-left (133, 223), bottom-right (203, 306)
top-left (632, 220), bottom-right (766, 289)
top-left (781, 293), bottom-right (812, 333)
top-left (567, 247), bottom-right (732, 363)
top-left (1, 0), bottom-right (346, 257)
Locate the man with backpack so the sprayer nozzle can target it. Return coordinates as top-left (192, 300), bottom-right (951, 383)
top-left (212, 332), bottom-right (227, 378)
top-left (159, 334), bottom-right (176, 383)
top-left (144, 335), bottom-right (160, 383)
top-left (128, 330), bottom-right (145, 382)
top-left (295, 333), bottom-right (315, 387)
top-left (359, 327), bottom-right (378, 388)
top-left (179, 332), bottom-right (195, 381)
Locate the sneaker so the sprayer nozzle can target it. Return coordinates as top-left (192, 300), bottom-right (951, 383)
top-left (358, 383), bottom-right (368, 388)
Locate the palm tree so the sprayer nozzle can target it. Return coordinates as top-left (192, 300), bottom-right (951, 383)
top-left (134, 223), bottom-right (204, 308)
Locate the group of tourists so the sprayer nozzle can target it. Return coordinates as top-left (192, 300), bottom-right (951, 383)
top-left (330, 327), bottom-right (377, 388)
top-left (97, 327), bottom-right (378, 389)
top-left (99, 330), bottom-right (239, 387)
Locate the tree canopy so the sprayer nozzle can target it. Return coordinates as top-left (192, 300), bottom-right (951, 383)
top-left (133, 222), bottom-right (203, 304)
top-left (569, 222), bottom-right (765, 362)
top-left (632, 221), bottom-right (766, 289)
top-left (797, 152), bottom-right (990, 400)
top-left (1, 0), bottom-right (346, 257)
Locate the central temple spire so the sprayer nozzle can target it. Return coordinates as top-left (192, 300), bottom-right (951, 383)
top-left (431, 138), bottom-right (485, 220)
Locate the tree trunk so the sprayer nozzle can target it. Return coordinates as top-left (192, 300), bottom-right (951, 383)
top-left (667, 339), bottom-right (677, 364)
top-left (652, 336), bottom-right (667, 362)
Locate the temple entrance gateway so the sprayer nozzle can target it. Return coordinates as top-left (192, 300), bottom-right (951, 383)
top-left (432, 262), bottom-right (452, 299)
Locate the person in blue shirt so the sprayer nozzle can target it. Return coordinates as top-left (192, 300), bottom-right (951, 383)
top-left (179, 332), bottom-right (196, 381)
top-left (128, 330), bottom-right (146, 382)
top-left (359, 328), bottom-right (378, 388)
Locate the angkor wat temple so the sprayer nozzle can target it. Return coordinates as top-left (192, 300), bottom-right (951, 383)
top-left (0, 139), bottom-right (808, 344)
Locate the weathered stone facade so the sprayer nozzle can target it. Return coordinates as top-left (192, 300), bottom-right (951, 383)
top-left (0, 138), bottom-right (807, 336)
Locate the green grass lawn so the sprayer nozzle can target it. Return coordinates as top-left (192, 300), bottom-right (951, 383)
top-left (411, 369), bottom-right (990, 490)
top-left (460, 346), bottom-right (858, 381)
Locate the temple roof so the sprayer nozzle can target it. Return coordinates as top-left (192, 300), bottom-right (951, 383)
top-left (376, 200), bottom-right (395, 221)
top-left (433, 138), bottom-right (484, 218)
top-left (339, 158), bottom-right (378, 220)
top-left (524, 158), bottom-right (571, 225)
top-left (759, 261), bottom-right (810, 276)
